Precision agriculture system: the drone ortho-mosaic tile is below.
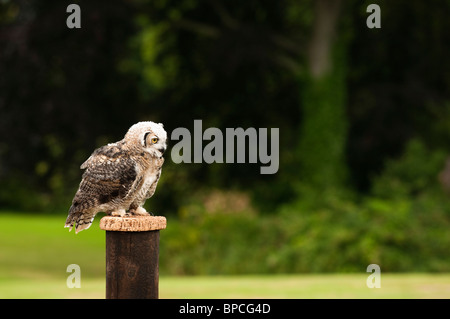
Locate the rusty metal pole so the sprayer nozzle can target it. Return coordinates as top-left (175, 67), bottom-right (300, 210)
top-left (99, 215), bottom-right (166, 299)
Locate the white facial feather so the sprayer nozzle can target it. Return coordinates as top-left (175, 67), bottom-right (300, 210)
top-left (125, 121), bottom-right (167, 154)
top-left (127, 121), bottom-right (167, 140)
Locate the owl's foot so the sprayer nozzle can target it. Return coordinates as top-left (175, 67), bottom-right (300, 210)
top-left (110, 209), bottom-right (127, 217)
top-left (131, 206), bottom-right (150, 216)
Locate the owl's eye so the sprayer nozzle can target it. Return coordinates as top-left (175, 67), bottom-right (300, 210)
top-left (151, 137), bottom-right (159, 144)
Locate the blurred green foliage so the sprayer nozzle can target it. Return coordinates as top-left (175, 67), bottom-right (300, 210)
top-left (371, 139), bottom-right (446, 199)
top-left (161, 194), bottom-right (450, 274)
top-left (159, 139), bottom-right (450, 274)
top-left (1, 1), bottom-right (450, 274)
top-left (162, 164), bottom-right (449, 274)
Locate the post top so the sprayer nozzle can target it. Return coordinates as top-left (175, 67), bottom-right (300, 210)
top-left (100, 215), bottom-right (166, 232)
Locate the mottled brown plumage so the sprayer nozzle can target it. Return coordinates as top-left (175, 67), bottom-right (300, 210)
top-left (65, 121), bottom-right (167, 233)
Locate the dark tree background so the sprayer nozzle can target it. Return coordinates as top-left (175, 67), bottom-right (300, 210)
top-left (1, 0), bottom-right (450, 214)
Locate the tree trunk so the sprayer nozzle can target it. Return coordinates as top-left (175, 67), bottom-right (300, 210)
top-left (297, 0), bottom-right (348, 194)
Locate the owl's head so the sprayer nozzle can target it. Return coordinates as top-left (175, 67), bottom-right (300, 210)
top-left (126, 121), bottom-right (168, 157)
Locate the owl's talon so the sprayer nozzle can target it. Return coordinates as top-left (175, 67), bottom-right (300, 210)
top-left (111, 209), bottom-right (126, 217)
top-left (132, 206), bottom-right (149, 216)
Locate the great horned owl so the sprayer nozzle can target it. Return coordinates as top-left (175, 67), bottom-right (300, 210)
top-left (64, 121), bottom-right (167, 233)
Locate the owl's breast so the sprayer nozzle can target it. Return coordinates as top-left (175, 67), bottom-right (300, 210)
top-left (135, 168), bottom-right (159, 201)
top-left (142, 172), bottom-right (158, 193)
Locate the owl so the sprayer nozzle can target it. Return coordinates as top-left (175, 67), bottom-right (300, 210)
top-left (64, 121), bottom-right (167, 233)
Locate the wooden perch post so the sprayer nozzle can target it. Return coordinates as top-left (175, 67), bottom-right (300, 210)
top-left (99, 215), bottom-right (166, 299)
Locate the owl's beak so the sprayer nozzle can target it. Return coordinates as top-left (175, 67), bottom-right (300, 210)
top-left (158, 146), bottom-right (166, 155)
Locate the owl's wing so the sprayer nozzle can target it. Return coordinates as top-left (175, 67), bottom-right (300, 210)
top-left (81, 147), bottom-right (137, 202)
top-left (65, 144), bottom-right (137, 232)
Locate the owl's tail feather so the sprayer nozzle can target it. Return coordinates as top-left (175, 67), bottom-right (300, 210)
top-left (65, 207), bottom-right (95, 234)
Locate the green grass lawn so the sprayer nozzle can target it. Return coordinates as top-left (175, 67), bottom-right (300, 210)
top-left (2, 274), bottom-right (450, 299)
top-left (1, 213), bottom-right (450, 298)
